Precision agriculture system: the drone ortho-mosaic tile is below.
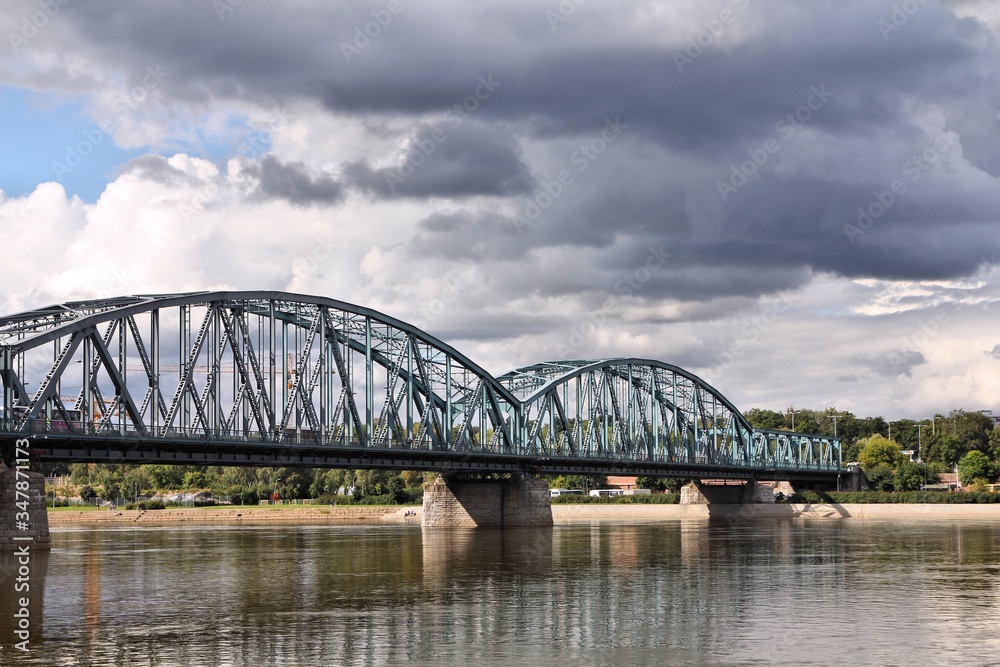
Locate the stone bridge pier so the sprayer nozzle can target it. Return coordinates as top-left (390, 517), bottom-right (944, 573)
top-left (0, 463), bottom-right (50, 551)
top-left (422, 474), bottom-right (553, 527)
top-left (680, 480), bottom-right (798, 505)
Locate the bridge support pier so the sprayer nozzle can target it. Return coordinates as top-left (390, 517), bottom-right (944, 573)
top-left (680, 480), bottom-right (779, 505)
top-left (0, 464), bottom-right (50, 551)
top-left (422, 474), bottom-right (553, 527)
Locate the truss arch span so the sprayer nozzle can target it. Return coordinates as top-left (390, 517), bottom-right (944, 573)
top-left (498, 359), bottom-right (758, 467)
top-left (0, 291), bottom-right (518, 454)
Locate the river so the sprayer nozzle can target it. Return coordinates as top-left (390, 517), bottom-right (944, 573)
top-left (2, 519), bottom-right (999, 666)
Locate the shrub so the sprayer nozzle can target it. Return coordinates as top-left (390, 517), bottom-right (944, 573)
top-left (793, 490), bottom-right (1000, 504)
top-left (550, 494), bottom-right (679, 504)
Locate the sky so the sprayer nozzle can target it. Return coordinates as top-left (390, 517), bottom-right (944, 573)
top-left (1, 0), bottom-right (999, 421)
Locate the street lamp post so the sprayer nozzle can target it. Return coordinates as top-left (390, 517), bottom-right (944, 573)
top-left (830, 413), bottom-right (843, 438)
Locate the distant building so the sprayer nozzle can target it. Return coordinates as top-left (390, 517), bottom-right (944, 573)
top-left (978, 410), bottom-right (1000, 428)
top-left (606, 475), bottom-right (637, 490)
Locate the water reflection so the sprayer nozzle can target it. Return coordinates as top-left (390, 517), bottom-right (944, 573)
top-left (2, 520), bottom-right (999, 666)
top-left (0, 546), bottom-right (49, 656)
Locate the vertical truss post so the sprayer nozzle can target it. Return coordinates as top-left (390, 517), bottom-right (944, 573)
top-left (118, 318), bottom-right (126, 435)
top-left (1, 347), bottom-right (11, 427)
top-left (365, 316), bottom-right (373, 443)
top-left (212, 305), bottom-right (221, 437)
top-left (319, 308), bottom-right (327, 444)
top-left (269, 301), bottom-right (276, 438)
top-left (151, 310), bottom-right (160, 433)
top-left (82, 334), bottom-right (92, 434)
top-left (281, 319), bottom-right (288, 439)
top-left (407, 336), bottom-right (414, 442)
top-left (444, 355), bottom-right (452, 448)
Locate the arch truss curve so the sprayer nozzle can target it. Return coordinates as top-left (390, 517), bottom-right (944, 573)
top-left (498, 359), bottom-right (840, 472)
top-left (0, 291), bottom-right (517, 458)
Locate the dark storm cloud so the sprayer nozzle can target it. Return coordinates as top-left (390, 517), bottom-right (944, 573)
top-left (242, 156), bottom-right (343, 206)
top-left (43, 0), bottom-right (1000, 299)
top-left (343, 122), bottom-right (535, 199)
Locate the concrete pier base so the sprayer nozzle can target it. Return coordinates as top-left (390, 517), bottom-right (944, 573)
top-left (0, 465), bottom-right (51, 551)
top-left (422, 475), bottom-right (553, 527)
top-left (680, 480), bottom-right (778, 505)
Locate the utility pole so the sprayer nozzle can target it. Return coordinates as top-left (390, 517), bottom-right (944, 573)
top-left (830, 414), bottom-right (843, 438)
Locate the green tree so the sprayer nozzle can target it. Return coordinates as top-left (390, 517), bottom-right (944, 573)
top-left (182, 471), bottom-right (210, 489)
top-left (957, 450), bottom-right (995, 486)
top-left (951, 409), bottom-right (994, 453)
top-left (988, 428), bottom-right (1000, 461)
top-left (310, 469), bottom-right (347, 497)
top-left (895, 460), bottom-right (930, 491)
top-left (69, 463), bottom-right (91, 485)
top-left (864, 463), bottom-right (896, 491)
top-left (94, 466), bottom-right (125, 500)
top-left (146, 465), bottom-right (185, 489)
top-left (857, 435), bottom-right (904, 470)
top-left (925, 433), bottom-right (963, 467)
top-left (743, 408), bottom-right (786, 430)
top-left (275, 467), bottom-right (315, 499)
top-left (400, 470), bottom-right (425, 488)
top-left (124, 466), bottom-right (152, 495)
top-left (634, 476), bottom-right (664, 491)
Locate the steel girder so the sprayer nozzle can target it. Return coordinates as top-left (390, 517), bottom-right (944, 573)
top-left (498, 360), bottom-right (840, 473)
top-left (0, 291), bottom-right (517, 455)
top-left (0, 292), bottom-right (843, 477)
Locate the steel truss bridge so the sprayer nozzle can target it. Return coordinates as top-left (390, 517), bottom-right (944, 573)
top-left (0, 292), bottom-right (842, 481)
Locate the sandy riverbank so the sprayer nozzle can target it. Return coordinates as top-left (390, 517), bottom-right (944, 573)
top-left (46, 502), bottom-right (1000, 527)
top-left (47, 505), bottom-right (421, 526)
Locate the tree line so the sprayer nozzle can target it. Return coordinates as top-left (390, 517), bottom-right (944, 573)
top-left (744, 407), bottom-right (1000, 490)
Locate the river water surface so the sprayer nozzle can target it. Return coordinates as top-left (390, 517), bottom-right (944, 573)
top-left (2, 519), bottom-right (999, 666)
